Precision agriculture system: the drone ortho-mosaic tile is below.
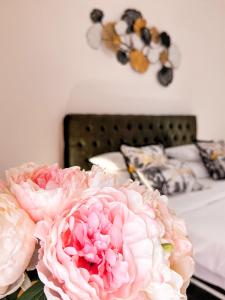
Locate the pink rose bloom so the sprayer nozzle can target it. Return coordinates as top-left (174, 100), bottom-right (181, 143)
top-left (36, 172), bottom-right (186, 300)
top-left (150, 190), bottom-right (194, 296)
top-left (0, 191), bottom-right (36, 298)
top-left (6, 163), bottom-right (88, 222)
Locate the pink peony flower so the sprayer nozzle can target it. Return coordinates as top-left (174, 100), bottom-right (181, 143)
top-left (150, 190), bottom-right (195, 296)
top-left (0, 191), bottom-right (36, 298)
top-left (6, 163), bottom-right (88, 222)
top-left (35, 169), bottom-right (191, 300)
top-left (0, 179), bottom-right (10, 194)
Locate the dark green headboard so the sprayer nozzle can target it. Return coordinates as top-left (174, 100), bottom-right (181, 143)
top-left (64, 114), bottom-right (197, 170)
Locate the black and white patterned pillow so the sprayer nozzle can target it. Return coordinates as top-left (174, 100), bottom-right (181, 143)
top-left (120, 144), bottom-right (167, 180)
top-left (121, 144), bottom-right (203, 195)
top-left (196, 141), bottom-right (225, 179)
top-left (137, 159), bottom-right (203, 195)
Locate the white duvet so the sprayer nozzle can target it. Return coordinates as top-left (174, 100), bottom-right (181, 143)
top-left (169, 179), bottom-right (225, 289)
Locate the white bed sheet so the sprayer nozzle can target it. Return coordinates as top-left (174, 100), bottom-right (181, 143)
top-left (169, 179), bottom-right (225, 289)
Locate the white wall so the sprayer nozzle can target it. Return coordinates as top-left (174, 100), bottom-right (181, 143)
top-left (0, 0), bottom-right (225, 176)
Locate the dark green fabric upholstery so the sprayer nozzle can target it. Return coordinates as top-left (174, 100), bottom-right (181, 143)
top-left (64, 114), bottom-right (197, 170)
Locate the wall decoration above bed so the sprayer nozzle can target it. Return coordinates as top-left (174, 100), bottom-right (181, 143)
top-left (87, 8), bottom-right (181, 87)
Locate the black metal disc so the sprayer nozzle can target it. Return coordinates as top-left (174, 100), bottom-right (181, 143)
top-left (140, 27), bottom-right (151, 45)
top-left (117, 50), bottom-right (129, 65)
top-left (157, 66), bottom-right (173, 86)
top-left (160, 32), bottom-right (171, 48)
top-left (122, 9), bottom-right (142, 33)
top-left (90, 9), bottom-right (104, 23)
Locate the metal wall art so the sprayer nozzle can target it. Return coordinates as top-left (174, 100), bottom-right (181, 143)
top-left (87, 8), bottom-right (181, 87)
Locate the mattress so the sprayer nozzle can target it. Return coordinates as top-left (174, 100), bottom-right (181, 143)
top-left (168, 179), bottom-right (225, 289)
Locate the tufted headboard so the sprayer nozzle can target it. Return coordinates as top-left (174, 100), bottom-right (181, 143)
top-left (64, 114), bottom-right (197, 170)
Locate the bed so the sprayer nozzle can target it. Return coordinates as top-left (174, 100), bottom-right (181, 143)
top-left (169, 179), bottom-right (225, 296)
top-left (64, 114), bottom-right (225, 299)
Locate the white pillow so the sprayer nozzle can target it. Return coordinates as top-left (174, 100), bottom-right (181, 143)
top-left (89, 152), bottom-right (130, 185)
top-left (113, 170), bottom-right (131, 185)
top-left (89, 152), bottom-right (127, 172)
top-left (165, 144), bottom-right (200, 162)
top-left (185, 161), bottom-right (209, 179)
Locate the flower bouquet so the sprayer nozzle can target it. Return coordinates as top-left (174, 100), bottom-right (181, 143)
top-left (0, 163), bottom-right (194, 300)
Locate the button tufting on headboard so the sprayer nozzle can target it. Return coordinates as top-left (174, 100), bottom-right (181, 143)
top-left (64, 114), bottom-right (197, 170)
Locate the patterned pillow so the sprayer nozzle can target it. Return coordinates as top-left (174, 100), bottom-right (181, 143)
top-left (137, 159), bottom-right (203, 195)
top-left (121, 144), bottom-right (203, 195)
top-left (196, 141), bottom-right (225, 179)
top-left (120, 144), bottom-right (167, 180)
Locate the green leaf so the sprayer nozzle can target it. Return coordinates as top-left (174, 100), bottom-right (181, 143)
top-left (17, 281), bottom-right (46, 300)
top-left (162, 242), bottom-right (174, 253)
top-left (5, 289), bottom-right (20, 300)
